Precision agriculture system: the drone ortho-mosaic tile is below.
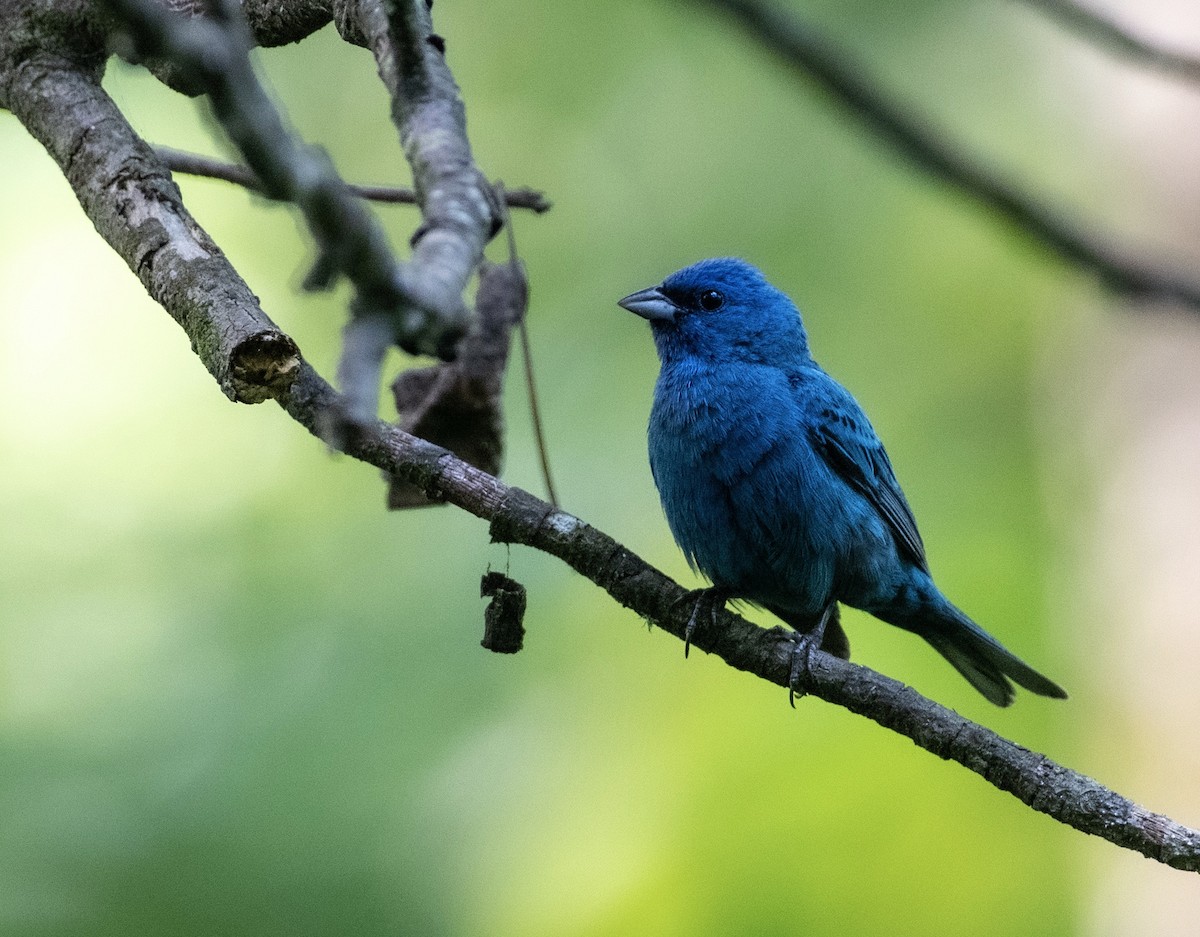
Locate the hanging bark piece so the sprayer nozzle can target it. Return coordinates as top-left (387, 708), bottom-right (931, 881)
top-left (388, 260), bottom-right (527, 508)
top-left (480, 571), bottom-right (527, 654)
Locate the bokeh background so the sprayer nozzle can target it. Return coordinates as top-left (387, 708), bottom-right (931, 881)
top-left (3, 0), bottom-right (1200, 933)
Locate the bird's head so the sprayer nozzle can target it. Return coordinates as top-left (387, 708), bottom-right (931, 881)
top-left (618, 258), bottom-right (810, 365)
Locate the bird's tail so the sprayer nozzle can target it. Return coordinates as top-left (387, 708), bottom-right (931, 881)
top-left (921, 603), bottom-right (1067, 707)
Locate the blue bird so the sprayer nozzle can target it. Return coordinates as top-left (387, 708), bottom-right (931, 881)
top-left (618, 258), bottom-right (1067, 706)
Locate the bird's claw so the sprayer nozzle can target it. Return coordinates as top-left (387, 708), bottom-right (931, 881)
top-left (787, 603), bottom-right (835, 708)
top-left (787, 634), bottom-right (817, 708)
top-left (671, 587), bottom-right (728, 658)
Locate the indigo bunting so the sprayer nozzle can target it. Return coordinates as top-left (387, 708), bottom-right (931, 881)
top-left (619, 258), bottom-right (1066, 706)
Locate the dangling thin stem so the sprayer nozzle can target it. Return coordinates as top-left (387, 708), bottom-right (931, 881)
top-left (496, 182), bottom-right (560, 508)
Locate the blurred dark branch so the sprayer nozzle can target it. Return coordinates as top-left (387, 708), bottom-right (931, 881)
top-left (127, 0), bottom-right (336, 93)
top-left (1018, 0), bottom-right (1200, 84)
top-left (163, 0), bottom-right (333, 48)
top-left (155, 145), bottom-right (552, 212)
top-left (276, 361), bottom-right (1200, 872)
top-left (695, 0), bottom-right (1200, 311)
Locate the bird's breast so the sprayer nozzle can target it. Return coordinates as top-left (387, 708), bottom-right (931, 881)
top-left (647, 363), bottom-right (838, 610)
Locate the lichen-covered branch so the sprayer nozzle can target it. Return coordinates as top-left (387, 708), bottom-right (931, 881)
top-left (129, 0), bottom-right (505, 428)
top-left (1, 50), bottom-right (298, 402)
top-left (103, 0), bottom-right (466, 377)
top-left (2, 0), bottom-right (516, 423)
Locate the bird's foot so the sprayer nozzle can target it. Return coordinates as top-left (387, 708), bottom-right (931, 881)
top-left (787, 604), bottom-right (835, 708)
top-left (671, 587), bottom-right (730, 658)
top-left (787, 635), bottom-right (817, 708)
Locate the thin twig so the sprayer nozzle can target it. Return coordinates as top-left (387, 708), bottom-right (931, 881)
top-left (1017, 0), bottom-right (1200, 84)
top-left (497, 182), bottom-right (559, 508)
top-left (695, 0), bottom-right (1200, 311)
top-left (155, 145), bottom-right (552, 212)
top-left (518, 323), bottom-right (558, 505)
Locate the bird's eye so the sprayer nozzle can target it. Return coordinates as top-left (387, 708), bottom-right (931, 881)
top-left (699, 289), bottom-right (724, 311)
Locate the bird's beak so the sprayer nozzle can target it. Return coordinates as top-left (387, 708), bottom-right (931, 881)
top-left (618, 286), bottom-right (678, 323)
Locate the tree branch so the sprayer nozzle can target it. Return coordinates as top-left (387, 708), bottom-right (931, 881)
top-left (693, 0), bottom-right (1200, 311)
top-left (103, 0), bottom-right (469, 372)
top-left (2, 52), bottom-right (298, 403)
top-left (7, 0), bottom-right (1199, 873)
top-left (1017, 0), bottom-right (1200, 84)
top-left (274, 359), bottom-right (1200, 872)
top-left (336, 0), bottom-right (501, 425)
top-left (154, 144), bottom-right (552, 212)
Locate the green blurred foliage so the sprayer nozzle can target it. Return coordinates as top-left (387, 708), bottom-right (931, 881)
top-left (0, 0), bottom-right (1134, 933)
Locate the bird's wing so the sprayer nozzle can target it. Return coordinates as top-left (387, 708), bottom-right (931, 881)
top-left (807, 403), bottom-right (929, 572)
